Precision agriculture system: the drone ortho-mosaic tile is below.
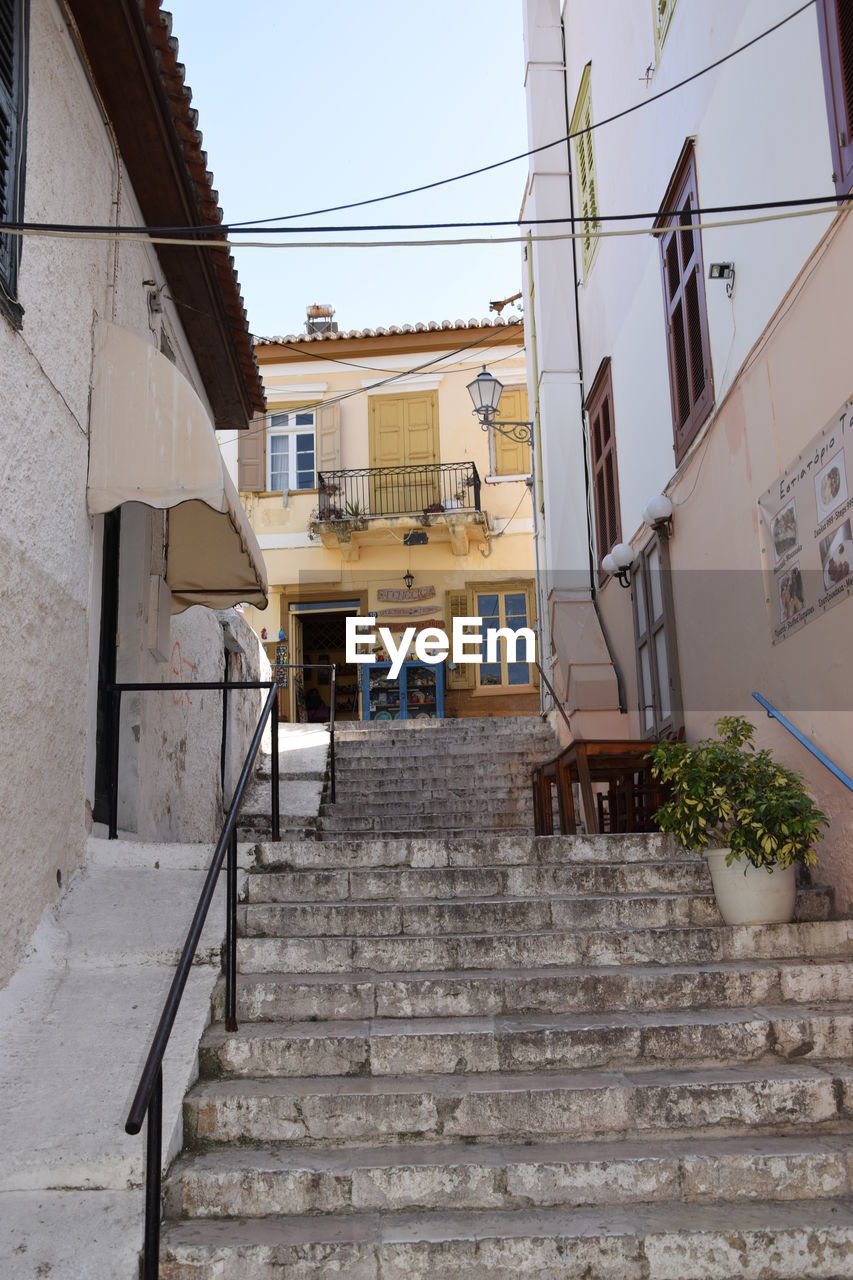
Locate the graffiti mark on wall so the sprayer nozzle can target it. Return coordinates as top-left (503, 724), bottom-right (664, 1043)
top-left (170, 640), bottom-right (196, 707)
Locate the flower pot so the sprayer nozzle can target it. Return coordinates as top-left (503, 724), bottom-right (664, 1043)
top-left (706, 847), bottom-right (796, 926)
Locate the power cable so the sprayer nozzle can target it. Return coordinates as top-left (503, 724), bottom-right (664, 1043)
top-left (1, 202), bottom-right (848, 251)
top-left (3, 191), bottom-right (849, 238)
top-left (226, 0), bottom-right (816, 226)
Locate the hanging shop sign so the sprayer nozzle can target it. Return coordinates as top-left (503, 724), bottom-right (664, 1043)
top-left (376, 586), bottom-right (435, 602)
top-left (758, 398), bottom-right (853, 644)
top-left (376, 604), bottom-right (438, 617)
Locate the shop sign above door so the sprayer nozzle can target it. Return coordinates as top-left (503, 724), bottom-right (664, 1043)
top-left (377, 586), bottom-right (436, 602)
top-left (758, 398), bottom-right (853, 644)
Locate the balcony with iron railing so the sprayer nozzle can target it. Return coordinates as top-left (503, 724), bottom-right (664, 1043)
top-left (311, 461), bottom-right (487, 558)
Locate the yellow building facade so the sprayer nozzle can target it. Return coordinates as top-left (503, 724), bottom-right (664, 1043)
top-left (237, 314), bottom-right (540, 723)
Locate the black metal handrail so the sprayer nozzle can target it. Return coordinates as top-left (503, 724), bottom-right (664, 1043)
top-left (317, 461), bottom-right (481, 519)
top-left (124, 681), bottom-right (278, 1279)
top-left (535, 659), bottom-right (573, 735)
top-left (112, 663), bottom-right (337, 1278)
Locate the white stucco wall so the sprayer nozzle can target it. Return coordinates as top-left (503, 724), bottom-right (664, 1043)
top-left (0, 0), bottom-right (258, 986)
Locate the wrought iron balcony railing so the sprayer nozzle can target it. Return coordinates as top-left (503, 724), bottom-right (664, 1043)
top-left (316, 461), bottom-right (481, 520)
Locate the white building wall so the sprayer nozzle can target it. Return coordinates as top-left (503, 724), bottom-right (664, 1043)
top-left (0, 0), bottom-right (263, 987)
top-left (559, 0), bottom-right (834, 547)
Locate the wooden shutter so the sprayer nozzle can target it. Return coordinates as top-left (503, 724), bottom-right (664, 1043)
top-left (817, 0), bottom-right (853, 194)
top-left (317, 401), bottom-right (341, 475)
top-left (238, 415), bottom-right (265, 492)
top-left (585, 359), bottom-right (622, 582)
top-left (0, 0), bottom-right (23, 300)
top-left (494, 387), bottom-right (531, 476)
top-left (445, 588), bottom-right (474, 690)
top-left (570, 65), bottom-right (599, 276)
top-left (654, 143), bottom-right (714, 464)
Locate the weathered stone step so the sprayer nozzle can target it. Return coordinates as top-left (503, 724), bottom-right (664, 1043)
top-left (167, 1133), bottom-right (853, 1218)
top-left (158, 1198), bottom-right (853, 1279)
top-left (333, 744), bottom-right (553, 763)
top-left (251, 833), bottom-right (673, 870)
top-left (318, 793), bottom-right (532, 814)
top-left (184, 1061), bottom-right (852, 1147)
top-left (160, 1193), bottom-right (853, 1279)
top-left (317, 814), bottom-right (535, 833)
top-left (239, 887), bottom-right (832, 940)
top-left (243, 860), bottom-right (710, 903)
top-left (198, 1004), bottom-right (853, 1079)
top-left (215, 958), bottom-right (853, 1022)
top-left (236, 918), bottom-right (853, 975)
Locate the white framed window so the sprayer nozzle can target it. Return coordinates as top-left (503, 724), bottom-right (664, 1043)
top-left (267, 410), bottom-right (316, 492)
top-left (476, 588), bottom-right (534, 689)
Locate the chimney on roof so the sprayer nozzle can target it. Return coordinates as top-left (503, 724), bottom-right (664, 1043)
top-left (305, 303), bottom-right (337, 335)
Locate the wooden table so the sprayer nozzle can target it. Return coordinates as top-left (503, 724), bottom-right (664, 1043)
top-left (532, 738), bottom-right (665, 836)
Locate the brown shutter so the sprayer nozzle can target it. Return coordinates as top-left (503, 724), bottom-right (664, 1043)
top-left (317, 401), bottom-right (341, 475)
top-left (586, 358), bottom-right (622, 582)
top-left (445, 589), bottom-right (474, 690)
top-left (654, 143), bottom-right (714, 463)
top-left (817, 0), bottom-right (853, 194)
top-left (238, 415), bottom-right (265, 492)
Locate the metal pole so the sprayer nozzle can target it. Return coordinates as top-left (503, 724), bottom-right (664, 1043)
top-left (108, 688), bottom-right (121, 839)
top-left (270, 691), bottom-right (280, 842)
top-left (225, 827), bottom-right (238, 1033)
top-left (142, 1065), bottom-right (163, 1280)
top-left (329, 665), bottom-right (336, 804)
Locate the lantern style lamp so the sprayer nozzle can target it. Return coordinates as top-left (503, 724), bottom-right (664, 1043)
top-left (403, 570), bottom-right (414, 591)
top-left (466, 366), bottom-right (533, 444)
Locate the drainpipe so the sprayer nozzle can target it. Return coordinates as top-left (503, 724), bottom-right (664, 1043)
top-left (524, 233), bottom-right (548, 718)
top-left (559, 22), bottom-right (626, 714)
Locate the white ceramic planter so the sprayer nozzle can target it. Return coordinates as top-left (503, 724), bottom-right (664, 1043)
top-left (706, 848), bottom-right (796, 926)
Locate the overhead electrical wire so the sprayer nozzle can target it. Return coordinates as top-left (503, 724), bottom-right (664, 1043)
top-left (226, 0), bottom-right (817, 226)
top-left (2, 202), bottom-right (847, 250)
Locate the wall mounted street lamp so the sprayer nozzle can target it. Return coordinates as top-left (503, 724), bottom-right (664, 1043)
top-left (602, 542), bottom-right (635, 589)
top-left (642, 492), bottom-right (674, 536)
top-left (466, 367), bottom-right (533, 445)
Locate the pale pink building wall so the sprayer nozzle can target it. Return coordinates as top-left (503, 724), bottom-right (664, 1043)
top-left (598, 211), bottom-right (853, 908)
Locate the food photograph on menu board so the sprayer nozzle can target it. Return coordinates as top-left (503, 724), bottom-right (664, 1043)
top-left (814, 449), bottom-right (848, 523)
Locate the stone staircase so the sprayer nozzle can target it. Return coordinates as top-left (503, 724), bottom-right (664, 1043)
top-left (321, 716), bottom-right (558, 837)
top-left (157, 723), bottom-right (853, 1278)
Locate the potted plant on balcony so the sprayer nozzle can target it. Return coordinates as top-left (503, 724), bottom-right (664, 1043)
top-left (648, 716), bottom-right (827, 926)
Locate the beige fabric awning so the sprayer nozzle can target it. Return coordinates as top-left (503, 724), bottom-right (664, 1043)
top-left (87, 321), bottom-right (268, 613)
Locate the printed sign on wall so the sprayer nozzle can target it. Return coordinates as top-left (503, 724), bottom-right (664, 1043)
top-left (377, 586), bottom-right (436, 602)
top-left (758, 398), bottom-right (853, 644)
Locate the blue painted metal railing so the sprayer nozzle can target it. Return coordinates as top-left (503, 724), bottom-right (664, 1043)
top-left (751, 692), bottom-right (853, 793)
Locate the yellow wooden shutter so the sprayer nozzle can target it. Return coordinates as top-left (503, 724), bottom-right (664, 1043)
top-left (494, 387), bottom-right (531, 476)
top-left (237, 415), bottom-right (265, 492)
top-left (571, 64), bottom-right (599, 276)
top-left (445, 589), bottom-right (474, 690)
top-left (317, 402), bottom-right (341, 475)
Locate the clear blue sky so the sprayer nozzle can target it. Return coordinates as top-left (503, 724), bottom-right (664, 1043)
top-left (168, 1), bottom-right (528, 338)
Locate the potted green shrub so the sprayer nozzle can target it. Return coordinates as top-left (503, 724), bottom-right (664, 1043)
top-left (648, 716), bottom-right (827, 926)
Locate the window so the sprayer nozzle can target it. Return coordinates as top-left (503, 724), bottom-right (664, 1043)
top-left (816, 0), bottom-right (853, 194)
top-left (585, 359), bottom-right (622, 581)
top-left (654, 142), bottom-right (714, 464)
top-left (570, 64), bottom-right (600, 277)
top-left (632, 535), bottom-right (683, 739)
top-left (0, 0), bottom-right (27, 323)
top-left (266, 410), bottom-right (315, 492)
top-left (476, 588), bottom-right (533, 689)
top-left (653, 0), bottom-right (679, 58)
top-left (491, 384), bottom-right (531, 477)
